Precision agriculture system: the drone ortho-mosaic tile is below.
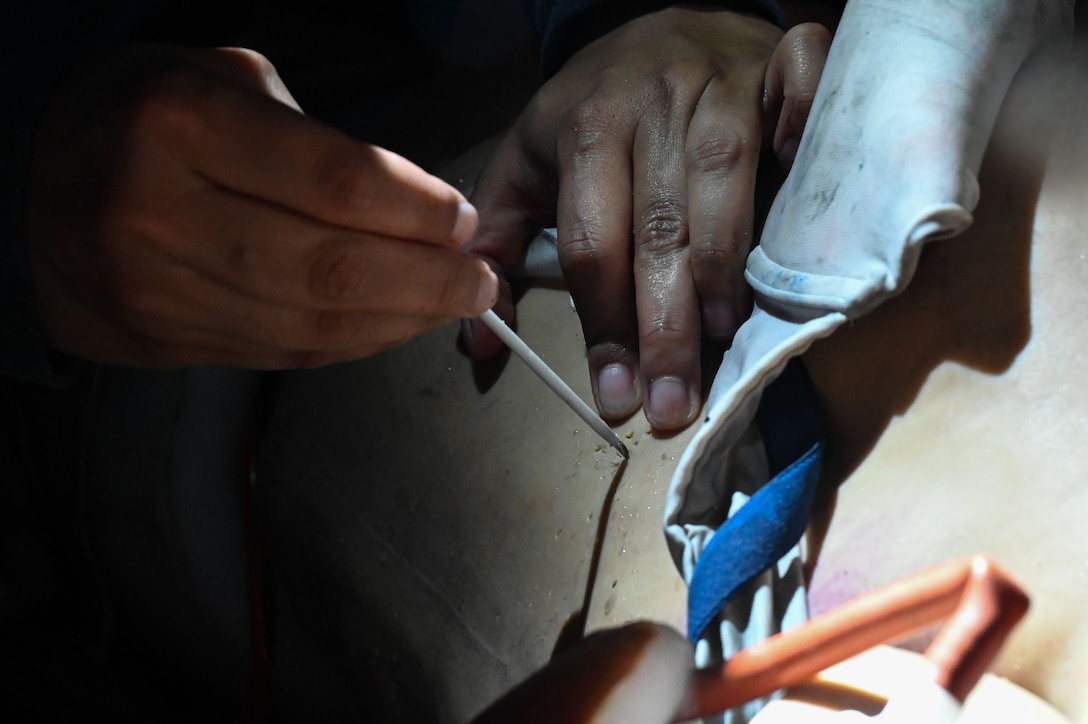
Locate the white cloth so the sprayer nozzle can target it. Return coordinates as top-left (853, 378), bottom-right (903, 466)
top-left (662, 0), bottom-right (1074, 705)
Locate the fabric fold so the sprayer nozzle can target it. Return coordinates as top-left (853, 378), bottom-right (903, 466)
top-left (662, 0), bottom-right (1074, 710)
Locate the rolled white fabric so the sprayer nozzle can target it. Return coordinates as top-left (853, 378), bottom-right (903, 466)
top-left (664, 0), bottom-right (1074, 713)
top-left (748, 0), bottom-right (1072, 318)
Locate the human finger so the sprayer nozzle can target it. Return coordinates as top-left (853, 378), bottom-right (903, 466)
top-left (37, 239), bottom-right (465, 369)
top-left (164, 182), bottom-right (497, 316)
top-left (764, 22), bottom-right (833, 168)
top-left (149, 65), bottom-right (478, 246)
top-left (686, 74), bottom-right (764, 347)
top-left (554, 93), bottom-right (642, 421)
top-left (628, 85), bottom-right (703, 431)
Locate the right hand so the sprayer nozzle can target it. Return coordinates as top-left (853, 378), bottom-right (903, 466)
top-left (24, 44), bottom-right (497, 369)
top-left (461, 15), bottom-right (831, 431)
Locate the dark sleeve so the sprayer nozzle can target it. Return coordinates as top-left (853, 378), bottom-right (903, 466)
top-left (1, 2), bottom-right (176, 386)
top-left (530, 0), bottom-right (787, 77)
top-left (1, 40), bottom-right (93, 387)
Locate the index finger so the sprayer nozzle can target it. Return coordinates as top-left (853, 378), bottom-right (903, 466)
top-left (170, 73), bottom-right (476, 246)
top-left (555, 99), bottom-right (642, 421)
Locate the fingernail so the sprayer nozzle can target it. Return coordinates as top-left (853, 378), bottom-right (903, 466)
top-left (475, 266), bottom-right (499, 313)
top-left (648, 376), bottom-right (696, 430)
top-left (702, 301), bottom-right (738, 341)
top-left (596, 362), bottom-right (639, 419)
top-left (451, 201), bottom-right (479, 246)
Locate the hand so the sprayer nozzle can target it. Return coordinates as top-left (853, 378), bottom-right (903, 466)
top-left (24, 44), bottom-right (498, 369)
top-left (462, 9), bottom-right (830, 430)
top-left (471, 622), bottom-right (694, 724)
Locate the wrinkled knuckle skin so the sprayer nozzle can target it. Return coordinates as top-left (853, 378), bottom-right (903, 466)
top-left (636, 201), bottom-right (687, 255)
top-left (642, 73), bottom-right (683, 116)
top-left (641, 315), bottom-right (687, 346)
top-left (558, 220), bottom-right (610, 275)
top-left (687, 131), bottom-right (748, 176)
top-left (566, 98), bottom-right (619, 156)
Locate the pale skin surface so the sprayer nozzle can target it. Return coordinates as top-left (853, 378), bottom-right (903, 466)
top-left (23, 44), bottom-right (498, 369)
top-left (801, 38), bottom-right (1088, 723)
top-left (461, 8), bottom-right (831, 431)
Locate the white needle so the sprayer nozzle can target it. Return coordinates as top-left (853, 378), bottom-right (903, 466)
top-left (479, 309), bottom-right (629, 459)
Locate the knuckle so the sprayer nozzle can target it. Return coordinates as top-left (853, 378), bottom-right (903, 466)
top-left (687, 130), bottom-right (749, 176)
top-left (558, 220), bottom-right (612, 272)
top-left (310, 249), bottom-right (367, 302)
top-left (641, 73), bottom-right (682, 115)
top-left (636, 200), bottom-right (687, 255)
top-left (565, 98), bottom-right (619, 155)
top-left (640, 314), bottom-right (686, 346)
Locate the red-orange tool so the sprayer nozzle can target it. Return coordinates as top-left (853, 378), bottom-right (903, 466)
top-left (675, 554), bottom-right (1030, 720)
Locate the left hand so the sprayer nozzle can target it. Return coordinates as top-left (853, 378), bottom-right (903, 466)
top-left (25, 44), bottom-right (495, 370)
top-left (462, 8), bottom-right (830, 430)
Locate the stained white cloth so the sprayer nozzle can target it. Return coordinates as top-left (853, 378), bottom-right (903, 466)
top-left (660, 0), bottom-right (1074, 709)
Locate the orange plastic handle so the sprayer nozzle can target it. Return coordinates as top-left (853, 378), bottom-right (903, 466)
top-left (675, 554), bottom-right (1029, 720)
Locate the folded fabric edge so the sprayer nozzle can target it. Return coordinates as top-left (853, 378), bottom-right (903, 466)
top-left (745, 203), bottom-right (975, 319)
top-left (663, 306), bottom-right (845, 578)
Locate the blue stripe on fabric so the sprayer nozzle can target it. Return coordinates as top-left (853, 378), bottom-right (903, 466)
top-left (687, 360), bottom-right (823, 643)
